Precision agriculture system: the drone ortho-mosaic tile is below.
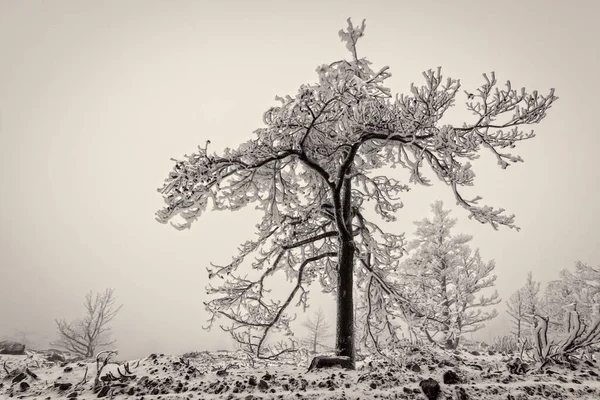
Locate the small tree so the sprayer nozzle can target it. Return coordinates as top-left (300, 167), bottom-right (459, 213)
top-left (506, 289), bottom-right (526, 341)
top-left (543, 262), bottom-right (600, 335)
top-left (156, 19), bottom-right (556, 368)
top-left (398, 201), bottom-right (500, 349)
top-left (521, 271), bottom-right (542, 328)
top-left (299, 308), bottom-right (333, 354)
top-left (51, 289), bottom-right (122, 358)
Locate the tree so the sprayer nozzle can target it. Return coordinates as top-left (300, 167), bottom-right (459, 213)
top-left (397, 201), bottom-right (500, 349)
top-left (506, 288), bottom-right (526, 341)
top-left (299, 308), bottom-right (333, 354)
top-left (156, 18), bottom-right (557, 368)
top-left (51, 289), bottom-right (122, 358)
top-left (507, 271), bottom-right (541, 341)
top-left (521, 271), bottom-right (542, 328)
top-left (543, 262), bottom-right (600, 334)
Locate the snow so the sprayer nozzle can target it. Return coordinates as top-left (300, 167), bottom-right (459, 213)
top-left (2, 347), bottom-right (600, 399)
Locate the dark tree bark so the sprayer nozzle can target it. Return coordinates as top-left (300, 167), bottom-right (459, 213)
top-left (336, 239), bottom-right (355, 364)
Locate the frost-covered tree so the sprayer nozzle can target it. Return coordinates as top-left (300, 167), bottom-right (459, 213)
top-left (397, 201), bottom-right (500, 349)
top-left (507, 271), bottom-right (541, 340)
top-left (155, 19), bottom-right (557, 368)
top-left (506, 289), bottom-right (526, 340)
top-left (543, 262), bottom-right (600, 333)
top-left (51, 289), bottom-right (122, 358)
top-left (299, 308), bottom-right (333, 354)
top-left (521, 271), bottom-right (542, 328)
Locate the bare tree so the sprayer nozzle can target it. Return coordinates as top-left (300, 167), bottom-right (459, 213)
top-left (51, 289), bottom-right (122, 358)
top-left (156, 18), bottom-right (556, 368)
top-left (300, 308), bottom-right (333, 354)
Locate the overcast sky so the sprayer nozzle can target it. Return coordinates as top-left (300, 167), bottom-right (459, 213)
top-left (1, 0), bottom-right (599, 359)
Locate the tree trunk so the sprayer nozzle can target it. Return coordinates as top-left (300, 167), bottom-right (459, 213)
top-left (335, 239), bottom-right (356, 368)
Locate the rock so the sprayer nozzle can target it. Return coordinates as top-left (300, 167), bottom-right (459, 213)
top-left (438, 359), bottom-right (455, 368)
top-left (58, 382), bottom-right (73, 391)
top-left (67, 392), bottom-right (78, 398)
top-left (467, 363), bottom-right (483, 371)
top-left (307, 356), bottom-right (354, 372)
top-left (406, 361), bottom-right (421, 373)
top-left (45, 352), bottom-right (66, 363)
top-left (506, 358), bottom-right (529, 375)
top-left (0, 341), bottom-right (26, 355)
top-left (470, 350), bottom-right (480, 356)
top-left (258, 379), bottom-right (269, 391)
top-left (12, 372), bottom-right (27, 383)
top-left (443, 370), bottom-right (461, 385)
top-left (64, 366), bottom-right (73, 373)
top-left (19, 381), bottom-right (30, 391)
top-left (455, 387), bottom-right (469, 400)
top-left (420, 378), bottom-right (440, 400)
top-left (97, 386), bottom-right (111, 398)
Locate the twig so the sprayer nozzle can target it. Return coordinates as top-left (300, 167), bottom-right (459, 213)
top-left (25, 367), bottom-right (38, 380)
top-left (79, 366), bottom-right (88, 385)
top-left (2, 361), bottom-right (10, 375)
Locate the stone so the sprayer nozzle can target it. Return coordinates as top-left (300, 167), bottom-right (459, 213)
top-left (12, 372), bottom-right (27, 383)
top-left (97, 386), bottom-right (111, 398)
top-left (406, 361), bottom-right (421, 373)
top-left (45, 352), bottom-right (66, 363)
top-left (443, 370), bottom-right (461, 385)
top-left (419, 378), bottom-right (440, 400)
top-left (0, 341), bottom-right (26, 355)
top-left (258, 379), bottom-right (269, 391)
top-left (455, 387), bottom-right (469, 400)
top-left (307, 356), bottom-right (354, 372)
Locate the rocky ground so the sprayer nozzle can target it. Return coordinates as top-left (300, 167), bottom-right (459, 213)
top-left (1, 347), bottom-right (600, 399)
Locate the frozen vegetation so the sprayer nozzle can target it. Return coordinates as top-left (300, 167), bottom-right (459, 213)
top-left (4, 16), bottom-right (598, 400)
top-left (1, 344), bottom-right (600, 399)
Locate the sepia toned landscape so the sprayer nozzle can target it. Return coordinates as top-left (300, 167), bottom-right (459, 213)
top-left (2, 1), bottom-right (600, 399)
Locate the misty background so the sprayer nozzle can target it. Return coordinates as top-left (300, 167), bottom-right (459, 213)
top-left (1, 0), bottom-right (599, 360)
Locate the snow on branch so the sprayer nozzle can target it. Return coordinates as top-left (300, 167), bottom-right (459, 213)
top-left (155, 17), bottom-right (557, 364)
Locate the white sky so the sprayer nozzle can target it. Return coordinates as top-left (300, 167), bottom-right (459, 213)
top-left (1, 0), bottom-right (599, 359)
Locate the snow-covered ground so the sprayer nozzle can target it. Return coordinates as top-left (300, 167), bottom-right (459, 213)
top-left (2, 347), bottom-right (600, 399)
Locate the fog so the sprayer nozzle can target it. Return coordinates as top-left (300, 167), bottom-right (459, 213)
top-left (1, 0), bottom-right (599, 360)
